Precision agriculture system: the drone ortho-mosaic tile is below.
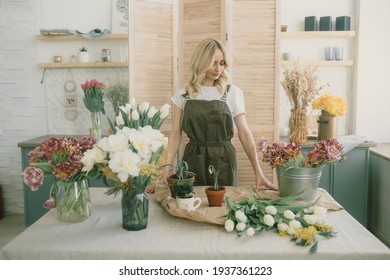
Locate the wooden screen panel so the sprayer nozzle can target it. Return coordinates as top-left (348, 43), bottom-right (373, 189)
top-left (231, 0), bottom-right (278, 186)
top-left (180, 0), bottom-right (224, 86)
top-left (130, 0), bottom-right (177, 132)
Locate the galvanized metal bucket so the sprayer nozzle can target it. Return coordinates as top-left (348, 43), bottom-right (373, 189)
top-left (276, 166), bottom-right (324, 201)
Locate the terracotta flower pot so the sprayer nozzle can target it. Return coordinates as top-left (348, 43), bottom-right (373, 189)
top-left (205, 186), bottom-right (226, 207)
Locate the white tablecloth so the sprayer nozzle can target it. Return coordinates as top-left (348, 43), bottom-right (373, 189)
top-left (1, 188), bottom-right (389, 260)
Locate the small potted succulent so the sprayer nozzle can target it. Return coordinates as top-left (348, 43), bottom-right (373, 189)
top-left (205, 165), bottom-right (226, 207)
top-left (166, 158), bottom-right (196, 198)
top-left (78, 46), bottom-right (90, 63)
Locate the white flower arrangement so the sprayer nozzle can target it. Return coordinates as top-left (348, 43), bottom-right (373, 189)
top-left (224, 191), bottom-right (336, 254)
top-left (82, 125), bottom-right (167, 194)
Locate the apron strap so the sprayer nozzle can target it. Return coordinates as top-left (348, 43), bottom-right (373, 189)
top-left (182, 84), bottom-right (231, 99)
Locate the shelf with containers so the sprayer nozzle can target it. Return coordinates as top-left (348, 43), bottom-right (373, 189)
top-left (36, 33), bottom-right (129, 68)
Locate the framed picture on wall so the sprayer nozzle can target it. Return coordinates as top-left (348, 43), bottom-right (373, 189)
top-left (112, 0), bottom-right (128, 34)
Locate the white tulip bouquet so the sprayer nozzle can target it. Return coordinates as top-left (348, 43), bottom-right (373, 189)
top-left (224, 191), bottom-right (336, 254)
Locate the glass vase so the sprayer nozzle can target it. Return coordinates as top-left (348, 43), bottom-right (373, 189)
top-left (89, 111), bottom-right (102, 140)
top-left (121, 187), bottom-right (149, 231)
top-left (55, 179), bottom-right (91, 223)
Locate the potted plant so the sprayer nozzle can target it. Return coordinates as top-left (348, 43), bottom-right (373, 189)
top-left (205, 165), bottom-right (226, 207)
top-left (166, 158), bottom-right (196, 198)
top-left (78, 46), bottom-right (89, 62)
top-left (257, 137), bottom-right (345, 200)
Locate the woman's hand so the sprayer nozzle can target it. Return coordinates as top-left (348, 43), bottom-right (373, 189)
top-left (255, 174), bottom-right (279, 191)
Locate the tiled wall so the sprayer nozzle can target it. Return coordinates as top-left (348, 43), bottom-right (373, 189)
top-left (0, 0), bottom-right (127, 214)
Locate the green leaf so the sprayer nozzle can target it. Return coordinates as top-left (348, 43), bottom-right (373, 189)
top-left (30, 162), bottom-right (53, 175)
top-left (309, 241), bottom-right (318, 254)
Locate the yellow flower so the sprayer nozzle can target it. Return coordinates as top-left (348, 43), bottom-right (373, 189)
top-left (315, 223), bottom-right (334, 232)
top-left (294, 225), bottom-right (318, 245)
top-left (312, 93), bottom-right (347, 116)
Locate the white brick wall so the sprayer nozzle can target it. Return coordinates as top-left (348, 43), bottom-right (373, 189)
top-left (0, 0), bottom-right (128, 214)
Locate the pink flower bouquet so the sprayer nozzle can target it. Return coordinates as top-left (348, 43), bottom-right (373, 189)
top-left (257, 137), bottom-right (345, 169)
top-left (22, 136), bottom-right (96, 209)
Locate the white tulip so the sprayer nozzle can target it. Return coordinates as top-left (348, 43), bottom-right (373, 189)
top-left (303, 214), bottom-right (318, 225)
top-left (224, 219), bottom-right (235, 232)
top-left (81, 147), bottom-right (106, 172)
top-left (108, 149), bottom-right (141, 182)
top-left (287, 227), bottom-right (296, 236)
top-left (130, 97), bottom-right (136, 106)
top-left (313, 206), bottom-right (327, 217)
top-left (235, 210), bottom-right (247, 222)
top-left (277, 222), bottom-right (289, 231)
top-left (235, 222), bottom-right (246, 232)
top-left (140, 101), bottom-right (149, 113)
top-left (115, 114), bottom-right (124, 126)
top-left (288, 220), bottom-right (302, 229)
top-left (283, 209), bottom-right (295, 220)
top-left (160, 103), bottom-right (170, 114)
top-left (246, 227), bottom-right (255, 237)
top-left (131, 110), bottom-right (139, 121)
top-left (160, 108), bottom-right (169, 120)
top-left (263, 214), bottom-right (275, 227)
top-left (147, 106), bottom-right (158, 118)
top-left (265, 205), bottom-right (277, 215)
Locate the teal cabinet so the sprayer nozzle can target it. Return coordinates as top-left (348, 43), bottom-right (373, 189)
top-left (302, 146), bottom-right (371, 227)
top-left (21, 146), bottom-right (53, 226)
top-left (368, 148), bottom-right (390, 247)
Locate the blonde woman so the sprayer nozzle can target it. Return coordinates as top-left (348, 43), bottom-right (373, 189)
top-left (163, 38), bottom-right (276, 191)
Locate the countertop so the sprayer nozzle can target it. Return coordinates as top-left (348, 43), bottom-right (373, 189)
top-left (19, 134), bottom-right (377, 149)
top-left (370, 143), bottom-right (390, 160)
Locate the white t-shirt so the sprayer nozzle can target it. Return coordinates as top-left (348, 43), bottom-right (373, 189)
top-left (170, 85), bottom-right (246, 117)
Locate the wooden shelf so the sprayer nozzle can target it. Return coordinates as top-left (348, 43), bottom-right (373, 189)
top-left (280, 60), bottom-right (354, 67)
top-left (36, 34), bottom-right (128, 41)
top-left (38, 62), bottom-right (128, 69)
top-left (280, 31), bottom-right (356, 39)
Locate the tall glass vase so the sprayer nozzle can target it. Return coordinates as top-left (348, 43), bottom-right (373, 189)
top-left (89, 111), bottom-right (102, 140)
top-left (55, 179), bottom-right (91, 223)
top-left (121, 186), bottom-right (149, 231)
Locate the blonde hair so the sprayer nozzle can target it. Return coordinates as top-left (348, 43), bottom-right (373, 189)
top-left (186, 38), bottom-right (230, 97)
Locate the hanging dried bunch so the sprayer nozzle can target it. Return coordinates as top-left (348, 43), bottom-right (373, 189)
top-left (281, 62), bottom-right (327, 110)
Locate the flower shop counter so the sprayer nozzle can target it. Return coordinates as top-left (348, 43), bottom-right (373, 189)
top-left (1, 187), bottom-right (389, 260)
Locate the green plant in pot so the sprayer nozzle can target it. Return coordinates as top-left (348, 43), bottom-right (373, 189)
top-left (205, 165), bottom-right (226, 207)
top-left (166, 159), bottom-right (196, 198)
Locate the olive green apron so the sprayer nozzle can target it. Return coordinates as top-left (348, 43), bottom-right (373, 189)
top-left (181, 90), bottom-right (237, 187)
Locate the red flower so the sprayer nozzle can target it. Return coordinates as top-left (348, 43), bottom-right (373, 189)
top-left (23, 166), bottom-right (44, 191)
top-left (43, 197), bottom-right (56, 210)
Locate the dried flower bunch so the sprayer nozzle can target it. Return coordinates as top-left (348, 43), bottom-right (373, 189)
top-left (281, 62), bottom-right (327, 110)
top-left (104, 80), bottom-right (129, 115)
top-left (257, 137), bottom-right (345, 169)
top-left (312, 93), bottom-right (347, 116)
